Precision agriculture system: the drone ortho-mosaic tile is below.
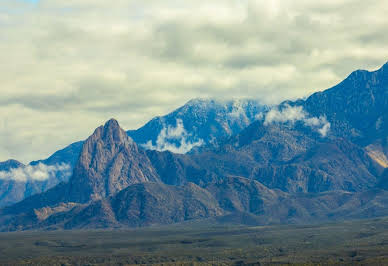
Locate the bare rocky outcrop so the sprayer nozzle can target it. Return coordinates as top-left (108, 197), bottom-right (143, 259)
top-left (67, 119), bottom-right (160, 203)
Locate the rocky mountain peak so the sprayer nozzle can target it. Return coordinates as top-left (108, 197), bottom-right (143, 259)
top-left (66, 119), bottom-right (160, 203)
top-left (105, 118), bottom-right (119, 127)
top-left (93, 118), bottom-right (133, 147)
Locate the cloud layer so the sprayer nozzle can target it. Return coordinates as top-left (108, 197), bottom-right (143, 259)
top-left (142, 119), bottom-right (204, 154)
top-left (0, 163), bottom-right (71, 182)
top-left (0, 0), bottom-right (387, 161)
top-left (263, 105), bottom-right (331, 136)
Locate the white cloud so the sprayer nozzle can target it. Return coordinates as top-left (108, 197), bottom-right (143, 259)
top-left (0, 163), bottom-right (71, 182)
top-left (0, 0), bottom-right (387, 161)
top-left (264, 105), bottom-right (306, 125)
top-left (318, 122), bottom-right (331, 137)
top-left (263, 105), bottom-right (331, 137)
top-left (227, 99), bottom-right (252, 121)
top-left (142, 119), bottom-right (204, 154)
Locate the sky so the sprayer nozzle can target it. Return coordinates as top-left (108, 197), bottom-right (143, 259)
top-left (0, 0), bottom-right (387, 163)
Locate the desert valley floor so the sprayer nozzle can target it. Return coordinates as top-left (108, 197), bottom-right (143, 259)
top-left (0, 217), bottom-right (387, 265)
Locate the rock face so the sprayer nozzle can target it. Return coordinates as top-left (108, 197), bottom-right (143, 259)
top-left (67, 119), bottom-right (160, 203)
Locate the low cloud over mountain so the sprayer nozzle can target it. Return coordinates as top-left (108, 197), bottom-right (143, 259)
top-left (142, 119), bottom-right (204, 154)
top-left (0, 163), bottom-right (71, 182)
top-left (263, 105), bottom-right (331, 137)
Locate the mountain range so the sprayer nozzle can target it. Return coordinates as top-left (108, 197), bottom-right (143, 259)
top-left (0, 62), bottom-right (387, 231)
top-left (0, 99), bottom-right (267, 208)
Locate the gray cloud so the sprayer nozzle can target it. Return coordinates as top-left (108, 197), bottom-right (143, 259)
top-left (0, 0), bottom-right (387, 162)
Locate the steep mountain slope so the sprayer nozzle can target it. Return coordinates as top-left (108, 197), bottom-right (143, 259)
top-left (302, 62), bottom-right (388, 147)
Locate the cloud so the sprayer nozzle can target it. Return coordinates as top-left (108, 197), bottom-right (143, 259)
top-left (264, 105), bottom-right (306, 125)
top-left (142, 119), bottom-right (204, 154)
top-left (226, 99), bottom-right (255, 122)
top-left (0, 0), bottom-right (387, 161)
top-left (263, 105), bottom-right (331, 137)
top-left (318, 122), bottom-right (331, 137)
top-left (0, 163), bottom-right (71, 182)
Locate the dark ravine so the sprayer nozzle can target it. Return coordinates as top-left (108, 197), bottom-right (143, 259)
top-left (0, 62), bottom-right (387, 231)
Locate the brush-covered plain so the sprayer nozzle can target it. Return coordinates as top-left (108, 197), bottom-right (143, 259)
top-left (0, 217), bottom-right (387, 265)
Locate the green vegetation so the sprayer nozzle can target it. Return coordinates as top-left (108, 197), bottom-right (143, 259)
top-left (0, 217), bottom-right (388, 265)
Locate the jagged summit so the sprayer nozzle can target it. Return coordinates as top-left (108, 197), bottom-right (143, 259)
top-left (104, 118), bottom-right (120, 129)
top-left (67, 118), bottom-right (159, 203)
top-left (92, 118), bottom-right (133, 146)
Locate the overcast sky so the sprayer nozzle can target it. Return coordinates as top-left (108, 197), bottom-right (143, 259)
top-left (0, 0), bottom-right (387, 163)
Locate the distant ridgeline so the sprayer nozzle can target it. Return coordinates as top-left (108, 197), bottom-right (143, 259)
top-left (0, 62), bottom-right (387, 230)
